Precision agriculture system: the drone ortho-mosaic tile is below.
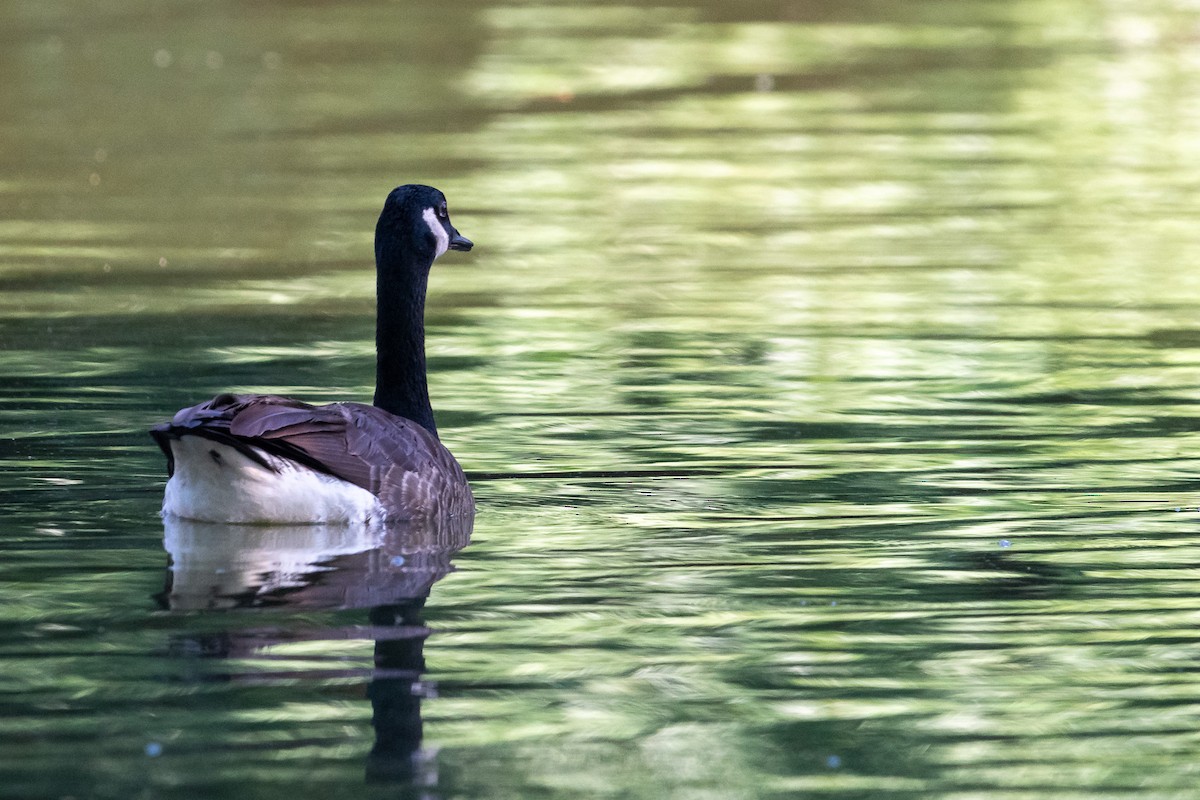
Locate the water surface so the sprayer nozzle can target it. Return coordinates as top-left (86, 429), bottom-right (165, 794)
top-left (4, 0), bottom-right (1200, 797)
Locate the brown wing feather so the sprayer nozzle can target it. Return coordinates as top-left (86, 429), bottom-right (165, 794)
top-left (151, 393), bottom-right (473, 520)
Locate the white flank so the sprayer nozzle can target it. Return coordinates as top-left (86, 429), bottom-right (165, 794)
top-left (423, 207), bottom-right (449, 258)
top-left (161, 436), bottom-right (384, 524)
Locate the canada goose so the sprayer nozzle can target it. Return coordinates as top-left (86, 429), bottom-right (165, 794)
top-left (150, 184), bottom-right (475, 523)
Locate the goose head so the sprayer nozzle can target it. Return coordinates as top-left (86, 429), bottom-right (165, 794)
top-left (376, 184), bottom-right (473, 265)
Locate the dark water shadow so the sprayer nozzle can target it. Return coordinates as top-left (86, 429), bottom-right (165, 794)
top-left (156, 513), bottom-right (473, 786)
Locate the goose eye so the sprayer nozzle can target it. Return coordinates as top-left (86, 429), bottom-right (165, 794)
top-left (438, 203), bottom-right (448, 219)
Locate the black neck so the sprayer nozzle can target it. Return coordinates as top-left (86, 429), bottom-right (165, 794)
top-left (373, 235), bottom-right (438, 436)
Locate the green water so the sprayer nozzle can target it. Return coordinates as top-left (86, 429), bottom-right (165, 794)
top-left (5, 0), bottom-right (1200, 797)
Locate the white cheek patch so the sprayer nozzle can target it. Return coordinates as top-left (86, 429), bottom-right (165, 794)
top-left (423, 207), bottom-right (450, 258)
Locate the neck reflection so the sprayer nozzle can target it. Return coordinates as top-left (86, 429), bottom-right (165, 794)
top-left (157, 514), bottom-right (473, 786)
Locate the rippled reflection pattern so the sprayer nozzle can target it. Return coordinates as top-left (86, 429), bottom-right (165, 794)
top-left (161, 515), bottom-right (471, 785)
top-left (5, 0), bottom-right (1200, 797)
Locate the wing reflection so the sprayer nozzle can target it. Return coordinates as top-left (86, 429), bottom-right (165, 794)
top-left (159, 515), bottom-right (471, 611)
top-left (157, 513), bottom-right (473, 786)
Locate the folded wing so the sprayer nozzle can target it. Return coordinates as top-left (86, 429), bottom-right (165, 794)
top-left (151, 393), bottom-right (472, 519)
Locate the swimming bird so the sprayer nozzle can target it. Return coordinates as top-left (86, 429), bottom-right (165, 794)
top-left (150, 184), bottom-right (475, 523)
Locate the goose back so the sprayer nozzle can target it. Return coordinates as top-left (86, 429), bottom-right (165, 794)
top-left (151, 393), bottom-right (473, 521)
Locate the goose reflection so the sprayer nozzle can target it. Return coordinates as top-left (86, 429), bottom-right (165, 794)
top-left (158, 513), bottom-right (472, 785)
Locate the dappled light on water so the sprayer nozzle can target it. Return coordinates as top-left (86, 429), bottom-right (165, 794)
top-left (4, 0), bottom-right (1200, 797)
